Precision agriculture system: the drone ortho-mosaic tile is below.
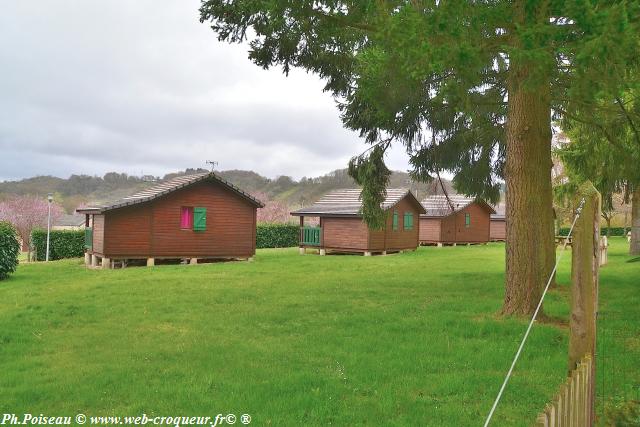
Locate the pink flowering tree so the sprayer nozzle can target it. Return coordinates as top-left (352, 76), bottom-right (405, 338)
top-left (253, 192), bottom-right (294, 224)
top-left (0, 195), bottom-right (64, 260)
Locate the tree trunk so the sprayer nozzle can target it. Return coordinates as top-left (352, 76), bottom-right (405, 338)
top-left (606, 216), bottom-right (611, 238)
top-left (502, 2), bottom-right (555, 315)
top-left (631, 186), bottom-right (640, 255)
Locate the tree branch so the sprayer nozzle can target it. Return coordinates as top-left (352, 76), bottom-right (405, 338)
top-left (615, 97), bottom-right (640, 146)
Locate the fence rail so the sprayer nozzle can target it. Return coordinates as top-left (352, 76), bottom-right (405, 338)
top-left (84, 227), bottom-right (93, 249)
top-left (536, 354), bottom-right (594, 427)
top-left (301, 226), bottom-right (321, 246)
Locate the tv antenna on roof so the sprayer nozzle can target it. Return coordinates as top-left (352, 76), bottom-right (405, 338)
top-left (206, 161), bottom-right (218, 172)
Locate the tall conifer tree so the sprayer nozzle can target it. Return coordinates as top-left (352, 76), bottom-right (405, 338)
top-left (200, 1), bottom-right (640, 314)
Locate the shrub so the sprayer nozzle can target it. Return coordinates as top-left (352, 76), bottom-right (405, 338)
top-left (256, 223), bottom-right (299, 248)
top-left (558, 227), bottom-right (627, 237)
top-left (31, 229), bottom-right (85, 261)
top-left (0, 221), bottom-right (20, 280)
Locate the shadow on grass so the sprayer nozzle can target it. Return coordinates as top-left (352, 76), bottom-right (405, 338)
top-left (626, 257), bottom-right (640, 263)
top-left (537, 313), bottom-right (569, 329)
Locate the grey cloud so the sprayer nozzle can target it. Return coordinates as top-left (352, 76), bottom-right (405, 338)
top-left (0, 0), bottom-right (409, 181)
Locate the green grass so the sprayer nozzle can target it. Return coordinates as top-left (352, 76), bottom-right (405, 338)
top-left (0, 239), bottom-right (637, 426)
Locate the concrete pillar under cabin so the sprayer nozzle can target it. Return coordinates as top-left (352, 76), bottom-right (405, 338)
top-left (190, 258), bottom-right (198, 265)
top-left (102, 257), bottom-right (111, 269)
top-left (299, 247), bottom-right (305, 255)
top-left (364, 251), bottom-right (372, 257)
top-left (319, 249), bottom-right (326, 256)
top-left (91, 254), bottom-right (98, 267)
top-left (147, 258), bottom-right (155, 267)
top-left (84, 252), bottom-right (90, 266)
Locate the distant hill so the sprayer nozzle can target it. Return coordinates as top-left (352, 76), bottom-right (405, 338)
top-left (0, 168), bottom-right (454, 213)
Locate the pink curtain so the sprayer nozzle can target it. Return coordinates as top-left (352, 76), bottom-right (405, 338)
top-left (180, 207), bottom-right (193, 229)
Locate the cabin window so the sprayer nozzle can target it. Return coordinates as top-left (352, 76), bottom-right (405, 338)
top-left (392, 211), bottom-right (399, 231)
top-left (404, 212), bottom-right (413, 230)
top-left (193, 207), bottom-right (207, 231)
top-left (180, 207), bottom-right (194, 229)
top-left (465, 213), bottom-right (471, 228)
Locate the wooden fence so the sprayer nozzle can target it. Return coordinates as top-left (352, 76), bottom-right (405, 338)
top-left (535, 354), bottom-right (594, 426)
top-left (599, 236), bottom-right (608, 266)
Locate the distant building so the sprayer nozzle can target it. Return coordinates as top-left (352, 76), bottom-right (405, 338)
top-left (490, 203), bottom-right (506, 241)
top-left (52, 214), bottom-right (85, 231)
top-left (77, 172), bottom-right (263, 268)
top-left (419, 195), bottom-right (495, 245)
top-left (291, 188), bottom-right (425, 255)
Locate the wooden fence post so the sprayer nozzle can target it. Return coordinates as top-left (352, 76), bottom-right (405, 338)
top-left (569, 181), bottom-right (600, 426)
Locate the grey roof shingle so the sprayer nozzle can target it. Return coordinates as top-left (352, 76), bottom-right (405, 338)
top-left (421, 194), bottom-right (496, 217)
top-left (77, 172), bottom-right (264, 213)
top-left (54, 214), bottom-right (85, 227)
top-left (291, 188), bottom-right (424, 216)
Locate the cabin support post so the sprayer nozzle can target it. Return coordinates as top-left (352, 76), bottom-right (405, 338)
top-left (189, 258), bottom-right (198, 265)
top-left (299, 247), bottom-right (305, 255)
top-left (91, 254), bottom-right (98, 267)
top-left (319, 249), bottom-right (326, 256)
top-left (437, 243), bottom-right (443, 248)
top-left (382, 251), bottom-right (387, 256)
top-left (247, 256), bottom-right (255, 262)
top-left (147, 258), bottom-right (155, 267)
top-left (84, 252), bottom-right (90, 266)
top-left (102, 257), bottom-right (111, 269)
top-left (364, 251), bottom-right (372, 257)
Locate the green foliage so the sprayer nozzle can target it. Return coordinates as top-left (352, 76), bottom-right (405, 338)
top-left (256, 223), bottom-right (299, 248)
top-left (558, 227), bottom-right (627, 237)
top-left (348, 143), bottom-right (392, 229)
top-left (0, 221), bottom-right (20, 280)
top-left (557, 85), bottom-right (640, 213)
top-left (31, 229), bottom-right (85, 261)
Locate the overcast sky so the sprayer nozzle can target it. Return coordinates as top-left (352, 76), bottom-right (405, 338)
top-left (0, 0), bottom-right (412, 182)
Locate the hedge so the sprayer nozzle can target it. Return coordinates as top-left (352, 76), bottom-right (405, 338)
top-left (256, 223), bottom-right (299, 248)
top-left (31, 229), bottom-right (85, 261)
top-left (558, 227), bottom-right (627, 237)
top-left (0, 221), bottom-right (20, 280)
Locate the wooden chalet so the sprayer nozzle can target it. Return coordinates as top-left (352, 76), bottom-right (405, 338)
top-left (419, 195), bottom-right (495, 246)
top-left (77, 172), bottom-right (263, 268)
top-left (290, 188), bottom-right (425, 255)
top-left (490, 203), bottom-right (506, 241)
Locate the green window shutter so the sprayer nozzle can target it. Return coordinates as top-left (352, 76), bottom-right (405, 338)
top-left (465, 213), bottom-right (471, 228)
top-left (193, 207), bottom-right (207, 231)
top-left (404, 212), bottom-right (413, 230)
top-left (393, 211), bottom-right (399, 231)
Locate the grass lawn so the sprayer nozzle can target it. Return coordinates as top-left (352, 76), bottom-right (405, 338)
top-left (0, 238), bottom-right (637, 426)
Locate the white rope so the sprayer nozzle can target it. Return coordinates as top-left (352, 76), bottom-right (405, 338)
top-left (483, 198), bottom-right (586, 427)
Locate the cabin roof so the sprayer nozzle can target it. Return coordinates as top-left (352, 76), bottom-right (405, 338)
top-left (421, 194), bottom-right (496, 218)
top-left (77, 172), bottom-right (264, 214)
top-left (54, 214), bottom-right (85, 227)
top-left (291, 188), bottom-right (425, 216)
top-left (491, 202), bottom-right (506, 220)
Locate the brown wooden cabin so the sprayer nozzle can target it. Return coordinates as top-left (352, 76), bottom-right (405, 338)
top-left (490, 203), bottom-right (506, 241)
top-left (290, 188), bottom-right (425, 255)
top-left (77, 172), bottom-right (263, 268)
top-left (419, 195), bottom-right (495, 245)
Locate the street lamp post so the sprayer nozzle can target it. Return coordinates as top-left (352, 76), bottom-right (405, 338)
top-left (46, 193), bottom-right (53, 262)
